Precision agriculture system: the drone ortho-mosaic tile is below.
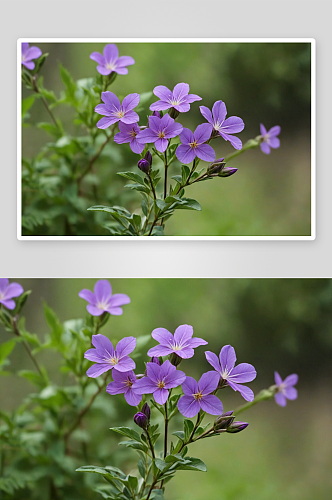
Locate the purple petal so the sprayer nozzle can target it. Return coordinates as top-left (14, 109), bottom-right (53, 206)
top-left (188, 337), bottom-right (208, 348)
top-left (115, 336), bottom-right (136, 358)
top-left (97, 116), bottom-right (119, 129)
top-left (92, 334), bottom-right (114, 357)
top-left (146, 361), bottom-right (161, 383)
top-left (136, 128), bottom-right (157, 144)
top-left (90, 52), bottom-right (105, 65)
top-left (0, 299), bottom-right (16, 310)
top-left (122, 93), bottom-right (140, 112)
top-left (220, 116), bottom-right (244, 134)
top-left (229, 363), bottom-right (257, 383)
top-left (198, 371), bottom-right (220, 395)
top-left (212, 101), bottom-right (227, 123)
top-left (268, 125), bottom-right (281, 137)
top-left (218, 132), bottom-right (243, 150)
top-left (113, 369), bottom-right (136, 382)
top-left (260, 141), bottom-right (271, 154)
top-left (150, 101), bottom-right (171, 112)
top-left (174, 103), bottom-right (190, 113)
top-left (133, 377), bottom-right (157, 395)
top-left (260, 123), bottom-right (267, 136)
top-left (25, 46), bottom-right (42, 61)
top-left (121, 111), bottom-right (139, 124)
top-left (84, 348), bottom-right (106, 363)
top-left (4, 283), bottom-right (24, 300)
top-left (107, 307), bottom-right (124, 316)
top-left (175, 347), bottom-right (194, 359)
top-left (101, 92), bottom-right (120, 110)
top-left (227, 381), bottom-right (254, 402)
top-left (125, 388), bottom-right (142, 406)
top-left (199, 106), bottom-right (213, 125)
top-left (109, 293), bottom-right (131, 307)
top-left (205, 351), bottom-right (221, 372)
top-left (94, 280), bottom-right (112, 303)
top-left (155, 137), bottom-right (169, 153)
top-left (176, 144), bottom-right (196, 164)
top-left (194, 123), bottom-right (213, 144)
top-left (195, 144), bottom-right (215, 162)
top-left (79, 288), bottom-right (95, 304)
top-left (268, 137), bottom-right (280, 149)
top-left (219, 345), bottom-right (237, 372)
top-left (274, 371), bottom-right (283, 386)
top-left (154, 388), bottom-right (169, 405)
top-left (103, 44), bottom-right (119, 64)
top-left (116, 56), bottom-right (135, 68)
top-left (87, 304), bottom-right (104, 316)
top-left (106, 381), bottom-right (126, 395)
top-left (86, 363), bottom-right (111, 378)
top-left (159, 360), bottom-right (174, 378)
top-left (182, 376), bottom-right (199, 396)
top-left (283, 387), bottom-right (298, 400)
top-left (174, 324), bottom-right (193, 345)
top-left (0, 279), bottom-right (9, 292)
top-left (130, 138), bottom-right (145, 154)
top-left (97, 66), bottom-right (113, 76)
top-left (114, 131), bottom-right (130, 144)
top-left (147, 345), bottom-right (174, 357)
top-left (284, 374), bottom-right (298, 387)
top-left (177, 395), bottom-right (200, 418)
top-left (163, 120), bottom-right (183, 139)
top-left (185, 93), bottom-right (202, 104)
top-left (179, 127), bottom-right (194, 145)
top-left (200, 395), bottom-right (223, 415)
top-left (95, 104), bottom-right (113, 116)
top-left (153, 85), bottom-right (173, 102)
top-left (164, 368), bottom-right (186, 389)
top-left (114, 67), bottom-right (128, 75)
top-left (22, 61), bottom-right (35, 70)
top-left (151, 327), bottom-right (174, 346)
top-left (114, 356), bottom-right (135, 372)
top-left (172, 83), bottom-right (190, 101)
top-left (21, 43), bottom-right (29, 56)
top-left (274, 392), bottom-right (287, 407)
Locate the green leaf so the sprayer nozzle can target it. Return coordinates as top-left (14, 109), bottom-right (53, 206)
top-left (118, 439), bottom-right (148, 453)
top-left (184, 418), bottom-right (194, 441)
top-left (18, 369), bottom-right (47, 388)
top-left (59, 63), bottom-right (78, 105)
top-left (117, 171), bottom-right (146, 186)
top-left (22, 94), bottom-right (40, 118)
top-left (172, 431), bottom-right (185, 441)
top-left (37, 122), bottom-right (62, 139)
top-left (181, 165), bottom-right (190, 183)
top-left (0, 339), bottom-right (16, 367)
top-left (109, 426), bottom-right (142, 442)
top-left (176, 198), bottom-right (201, 211)
top-left (175, 456), bottom-right (207, 472)
top-left (43, 303), bottom-right (63, 348)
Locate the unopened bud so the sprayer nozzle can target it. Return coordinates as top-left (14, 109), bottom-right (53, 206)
top-left (137, 151), bottom-right (153, 174)
top-left (151, 356), bottom-right (161, 365)
top-left (214, 411), bottom-right (235, 431)
top-left (207, 158), bottom-right (226, 175)
top-left (141, 402), bottom-right (151, 420)
top-left (226, 421), bottom-right (249, 433)
top-left (218, 167), bottom-right (238, 178)
top-left (152, 111), bottom-right (161, 118)
top-left (134, 411), bottom-right (149, 429)
top-left (169, 352), bottom-right (182, 367)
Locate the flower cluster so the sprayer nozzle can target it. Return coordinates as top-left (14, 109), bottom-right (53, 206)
top-left (0, 279), bottom-right (24, 310)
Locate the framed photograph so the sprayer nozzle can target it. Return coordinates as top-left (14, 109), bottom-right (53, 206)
top-left (18, 38), bottom-right (315, 240)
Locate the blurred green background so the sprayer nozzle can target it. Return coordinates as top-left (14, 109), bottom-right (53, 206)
top-left (22, 42), bottom-right (312, 236)
top-left (1, 278), bottom-right (331, 499)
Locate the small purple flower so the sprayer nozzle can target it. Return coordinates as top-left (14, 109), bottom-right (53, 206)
top-left (150, 83), bottom-right (201, 113)
top-left (95, 92), bottom-right (140, 130)
top-left (200, 101), bottom-right (244, 150)
top-left (79, 280), bottom-right (130, 317)
top-left (106, 370), bottom-right (142, 406)
top-left (84, 334), bottom-right (136, 377)
top-left (114, 122), bottom-right (144, 154)
top-left (176, 124), bottom-right (215, 164)
top-left (260, 124), bottom-right (281, 155)
top-left (205, 345), bottom-right (256, 402)
top-left (133, 360), bottom-right (186, 405)
top-left (90, 44), bottom-right (135, 76)
top-left (21, 43), bottom-right (42, 70)
top-left (147, 324), bottom-right (207, 360)
top-left (177, 371), bottom-right (224, 418)
top-left (137, 114), bottom-right (183, 153)
top-left (0, 279), bottom-right (24, 310)
top-left (274, 371), bottom-right (298, 407)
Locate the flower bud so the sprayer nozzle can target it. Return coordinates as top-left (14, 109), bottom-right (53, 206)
top-left (214, 411), bottom-right (235, 431)
top-left (150, 356), bottom-right (161, 365)
top-left (134, 411), bottom-right (149, 429)
top-left (169, 108), bottom-right (180, 120)
top-left (207, 158), bottom-right (226, 175)
top-left (141, 402), bottom-right (151, 420)
top-left (152, 111), bottom-right (161, 118)
top-left (226, 421), bottom-right (249, 433)
top-left (169, 352), bottom-right (182, 367)
top-left (137, 150), bottom-right (153, 174)
top-left (218, 167), bottom-right (238, 178)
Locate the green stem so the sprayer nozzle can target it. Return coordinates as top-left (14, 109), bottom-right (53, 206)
top-left (234, 387), bottom-right (276, 415)
top-left (12, 317), bottom-right (43, 377)
top-left (77, 126), bottom-right (115, 186)
top-left (144, 428), bottom-right (155, 459)
top-left (31, 76), bottom-right (60, 131)
top-left (223, 137), bottom-right (261, 163)
top-left (164, 403), bottom-right (168, 458)
top-left (163, 151), bottom-right (168, 199)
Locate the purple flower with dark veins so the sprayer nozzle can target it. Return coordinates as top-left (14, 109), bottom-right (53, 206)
top-left (137, 114), bottom-right (183, 153)
top-left (205, 345), bottom-right (256, 402)
top-left (260, 124), bottom-right (281, 154)
top-left (147, 324), bottom-right (207, 360)
top-left (274, 371), bottom-right (298, 407)
top-left (106, 370), bottom-right (142, 406)
top-left (0, 279), bottom-right (24, 310)
top-left (114, 122), bottom-right (144, 154)
top-left (176, 124), bottom-right (215, 164)
top-left (95, 92), bottom-right (140, 129)
top-left (177, 371), bottom-right (224, 418)
top-left (90, 44), bottom-right (135, 76)
top-left (150, 83), bottom-right (201, 113)
top-left (21, 43), bottom-right (42, 70)
top-left (200, 101), bottom-right (244, 150)
top-left (133, 360), bottom-right (186, 405)
top-left (79, 280), bottom-right (130, 316)
top-left (84, 334), bottom-right (136, 377)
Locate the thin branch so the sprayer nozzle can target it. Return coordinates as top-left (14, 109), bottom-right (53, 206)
top-left (77, 127), bottom-right (115, 186)
top-left (12, 317), bottom-right (43, 377)
top-left (31, 77), bottom-right (60, 130)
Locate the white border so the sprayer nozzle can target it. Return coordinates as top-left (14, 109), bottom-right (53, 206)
top-left (17, 38), bottom-right (316, 241)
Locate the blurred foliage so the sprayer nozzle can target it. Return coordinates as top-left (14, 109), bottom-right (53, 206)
top-left (21, 42), bottom-right (311, 236)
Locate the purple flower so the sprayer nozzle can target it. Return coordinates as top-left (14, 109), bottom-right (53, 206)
top-left (137, 114), bottom-right (183, 153)
top-left (114, 122), bottom-right (144, 154)
top-left (260, 124), bottom-right (281, 154)
top-left (133, 360), bottom-right (186, 405)
top-left (177, 371), bottom-right (223, 418)
top-left (95, 92), bottom-right (140, 130)
top-left (134, 403), bottom-right (150, 429)
top-left (84, 334), bottom-right (136, 377)
top-left (90, 44), bottom-right (135, 76)
top-left (175, 124), bottom-right (215, 164)
top-left (205, 345), bottom-right (256, 402)
top-left (147, 324), bottom-right (207, 360)
top-left (79, 280), bottom-right (130, 317)
top-left (21, 43), bottom-right (42, 70)
top-left (200, 101), bottom-right (244, 150)
top-left (150, 83), bottom-right (201, 113)
top-left (138, 151), bottom-right (153, 174)
top-left (0, 279), bottom-right (24, 310)
top-left (106, 370), bottom-right (142, 406)
top-left (274, 371), bottom-right (298, 407)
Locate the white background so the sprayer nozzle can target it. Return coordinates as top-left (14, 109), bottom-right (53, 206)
top-left (1, 0), bottom-right (331, 278)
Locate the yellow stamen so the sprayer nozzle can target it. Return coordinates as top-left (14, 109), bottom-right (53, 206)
top-left (158, 131), bottom-right (165, 139)
top-left (189, 141), bottom-right (198, 149)
top-left (157, 380), bottom-right (165, 389)
top-left (193, 392), bottom-right (203, 401)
